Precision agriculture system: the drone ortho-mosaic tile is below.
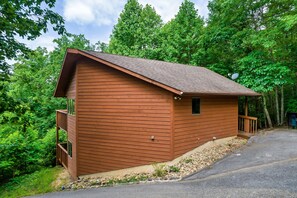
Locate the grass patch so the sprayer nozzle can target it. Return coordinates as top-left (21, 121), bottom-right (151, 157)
top-left (184, 158), bottom-right (193, 164)
top-left (152, 163), bottom-right (167, 177)
top-left (168, 165), bottom-right (180, 173)
top-left (0, 167), bottom-right (63, 198)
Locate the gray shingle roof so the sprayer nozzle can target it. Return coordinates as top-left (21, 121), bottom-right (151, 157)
top-left (81, 50), bottom-right (259, 96)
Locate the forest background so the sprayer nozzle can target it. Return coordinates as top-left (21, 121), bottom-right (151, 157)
top-left (0, 0), bottom-right (296, 182)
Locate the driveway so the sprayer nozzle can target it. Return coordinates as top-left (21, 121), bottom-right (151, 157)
top-left (35, 129), bottom-right (297, 198)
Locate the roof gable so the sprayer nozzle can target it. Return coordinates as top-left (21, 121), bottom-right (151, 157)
top-left (54, 49), bottom-right (260, 97)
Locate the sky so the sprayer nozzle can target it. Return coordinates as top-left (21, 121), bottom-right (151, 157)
top-left (21, 0), bottom-right (210, 51)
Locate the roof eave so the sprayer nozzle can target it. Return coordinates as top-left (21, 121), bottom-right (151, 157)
top-left (182, 92), bottom-right (261, 96)
top-left (54, 48), bottom-right (80, 97)
top-left (54, 49), bottom-right (260, 98)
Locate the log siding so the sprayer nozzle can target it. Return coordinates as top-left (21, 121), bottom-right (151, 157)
top-left (173, 96), bottom-right (238, 157)
top-left (65, 70), bottom-right (77, 178)
top-left (76, 59), bottom-right (172, 176)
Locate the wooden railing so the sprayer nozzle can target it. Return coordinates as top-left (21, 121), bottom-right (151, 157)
top-left (56, 110), bottom-right (67, 131)
top-left (57, 143), bottom-right (68, 168)
top-left (238, 115), bottom-right (258, 134)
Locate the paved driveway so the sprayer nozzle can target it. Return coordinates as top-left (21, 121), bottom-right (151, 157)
top-left (35, 129), bottom-right (297, 198)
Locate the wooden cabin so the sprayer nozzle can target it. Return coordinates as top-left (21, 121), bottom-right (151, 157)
top-left (54, 48), bottom-right (260, 179)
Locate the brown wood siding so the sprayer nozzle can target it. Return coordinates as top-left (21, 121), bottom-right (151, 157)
top-left (67, 115), bottom-right (76, 177)
top-left (66, 70), bottom-right (77, 178)
top-left (66, 70), bottom-right (76, 98)
top-left (76, 59), bottom-right (172, 176)
top-left (173, 96), bottom-right (238, 157)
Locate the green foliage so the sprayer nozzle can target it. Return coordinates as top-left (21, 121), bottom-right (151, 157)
top-left (0, 123), bottom-right (42, 178)
top-left (184, 158), bottom-right (193, 164)
top-left (108, 0), bottom-right (162, 59)
top-left (168, 165), bottom-right (180, 173)
top-left (286, 99), bottom-right (297, 113)
top-left (0, 0), bottom-right (65, 70)
top-left (1, 0), bottom-right (297, 187)
top-left (102, 174), bottom-right (149, 186)
top-left (40, 128), bottom-right (67, 167)
top-left (95, 41), bottom-right (109, 52)
top-left (0, 33), bottom-right (94, 180)
top-left (204, 0), bottom-right (297, 127)
top-left (159, 0), bottom-right (204, 65)
top-left (152, 163), bottom-right (167, 177)
top-left (237, 52), bottom-right (293, 93)
top-left (0, 167), bottom-right (62, 198)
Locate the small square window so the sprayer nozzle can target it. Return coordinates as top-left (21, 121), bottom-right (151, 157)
top-left (67, 141), bottom-right (72, 157)
top-left (192, 98), bottom-right (200, 114)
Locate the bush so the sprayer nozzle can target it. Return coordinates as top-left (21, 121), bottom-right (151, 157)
top-left (287, 98), bottom-right (297, 112)
top-left (152, 163), bottom-right (167, 177)
top-left (169, 165), bottom-right (180, 173)
top-left (40, 128), bottom-right (57, 167)
top-left (0, 125), bottom-right (42, 179)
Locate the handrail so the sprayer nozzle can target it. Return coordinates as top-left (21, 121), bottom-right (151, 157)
top-left (56, 109), bottom-right (67, 114)
top-left (238, 115), bottom-right (257, 121)
top-left (238, 115), bottom-right (258, 134)
top-left (57, 143), bottom-right (68, 168)
top-left (56, 110), bottom-right (67, 131)
top-left (58, 143), bottom-right (68, 153)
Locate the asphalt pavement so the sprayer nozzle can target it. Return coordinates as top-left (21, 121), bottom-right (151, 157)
top-left (34, 129), bottom-right (297, 198)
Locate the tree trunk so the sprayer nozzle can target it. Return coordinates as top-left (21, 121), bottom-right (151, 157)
top-left (281, 85), bottom-right (284, 125)
top-left (263, 94), bottom-right (273, 128)
top-left (275, 87), bottom-right (280, 125)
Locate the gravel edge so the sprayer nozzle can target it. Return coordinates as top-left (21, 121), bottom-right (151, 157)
top-left (62, 137), bottom-right (247, 190)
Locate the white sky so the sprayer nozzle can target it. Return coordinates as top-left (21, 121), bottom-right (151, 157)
top-left (21, 0), bottom-right (210, 52)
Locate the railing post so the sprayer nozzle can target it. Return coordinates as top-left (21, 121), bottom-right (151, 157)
top-left (56, 110), bottom-right (59, 165)
top-left (239, 115), bottom-right (258, 134)
top-left (244, 118), bottom-right (250, 133)
top-left (245, 97), bottom-right (248, 116)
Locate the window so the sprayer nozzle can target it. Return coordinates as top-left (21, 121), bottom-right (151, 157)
top-left (67, 141), bottom-right (72, 157)
top-left (67, 99), bottom-right (75, 115)
top-left (192, 98), bottom-right (200, 114)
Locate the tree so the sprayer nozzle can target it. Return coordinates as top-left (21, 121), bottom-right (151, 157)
top-left (136, 4), bottom-right (163, 59)
top-left (202, 0), bottom-right (253, 75)
top-left (159, 0), bottom-right (204, 65)
top-left (0, 0), bottom-right (65, 69)
top-left (237, 52), bottom-right (292, 128)
top-left (95, 41), bottom-right (108, 52)
top-left (205, 0), bottom-right (297, 127)
top-left (0, 0), bottom-right (65, 116)
top-left (0, 34), bottom-right (95, 179)
top-left (108, 0), bottom-right (162, 59)
top-left (108, 0), bottom-right (143, 56)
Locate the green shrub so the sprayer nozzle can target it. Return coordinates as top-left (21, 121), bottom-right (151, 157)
top-left (287, 99), bottom-right (297, 112)
top-left (169, 165), bottom-right (180, 173)
top-left (152, 163), bottom-right (167, 177)
top-left (184, 158), bottom-right (193, 164)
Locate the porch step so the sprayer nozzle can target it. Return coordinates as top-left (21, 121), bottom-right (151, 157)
top-left (237, 132), bottom-right (254, 139)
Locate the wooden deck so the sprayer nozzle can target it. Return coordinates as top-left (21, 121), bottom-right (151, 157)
top-left (237, 131), bottom-right (254, 139)
top-left (57, 143), bottom-right (68, 168)
top-left (56, 110), bottom-right (68, 168)
top-left (238, 115), bottom-right (258, 139)
top-left (56, 110), bottom-right (67, 131)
